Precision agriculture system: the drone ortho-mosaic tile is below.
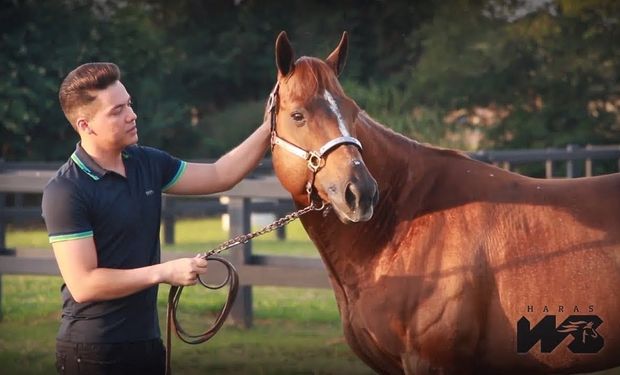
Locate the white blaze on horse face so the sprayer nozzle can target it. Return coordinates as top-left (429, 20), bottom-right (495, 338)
top-left (323, 90), bottom-right (350, 137)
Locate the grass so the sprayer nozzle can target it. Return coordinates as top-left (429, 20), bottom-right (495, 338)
top-left (0, 275), bottom-right (371, 375)
top-left (1, 217), bottom-right (373, 374)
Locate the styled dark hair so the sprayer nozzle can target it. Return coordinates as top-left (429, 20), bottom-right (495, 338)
top-left (58, 62), bottom-right (121, 129)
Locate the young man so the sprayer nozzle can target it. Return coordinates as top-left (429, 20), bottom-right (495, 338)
top-left (42, 62), bottom-right (271, 374)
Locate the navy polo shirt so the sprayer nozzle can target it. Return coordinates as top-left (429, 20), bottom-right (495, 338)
top-left (41, 143), bottom-right (187, 343)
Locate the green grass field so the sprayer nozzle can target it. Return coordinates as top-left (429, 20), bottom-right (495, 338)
top-left (1, 218), bottom-right (372, 374)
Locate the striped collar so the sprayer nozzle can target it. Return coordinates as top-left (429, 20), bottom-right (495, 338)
top-left (71, 143), bottom-right (131, 181)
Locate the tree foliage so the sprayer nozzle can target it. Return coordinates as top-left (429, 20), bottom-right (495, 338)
top-left (1, 0), bottom-right (618, 160)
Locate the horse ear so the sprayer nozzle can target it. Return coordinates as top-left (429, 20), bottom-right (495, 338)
top-left (325, 31), bottom-right (348, 76)
top-left (275, 31), bottom-right (295, 77)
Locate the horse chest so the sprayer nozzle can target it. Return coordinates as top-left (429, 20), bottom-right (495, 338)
top-left (339, 270), bottom-right (484, 372)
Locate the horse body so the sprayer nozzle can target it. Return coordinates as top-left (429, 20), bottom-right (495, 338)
top-left (269, 32), bottom-right (620, 374)
top-left (297, 115), bottom-right (620, 374)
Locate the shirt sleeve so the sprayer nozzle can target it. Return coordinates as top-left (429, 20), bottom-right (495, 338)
top-left (41, 178), bottom-right (93, 244)
top-left (142, 146), bottom-right (187, 191)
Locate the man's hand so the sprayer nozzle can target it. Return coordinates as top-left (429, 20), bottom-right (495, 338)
top-left (159, 256), bottom-right (208, 286)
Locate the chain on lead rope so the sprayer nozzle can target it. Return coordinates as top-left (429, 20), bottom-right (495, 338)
top-left (198, 200), bottom-right (328, 259)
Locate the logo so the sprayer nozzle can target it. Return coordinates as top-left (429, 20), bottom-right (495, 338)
top-left (145, 189), bottom-right (154, 196)
top-left (517, 315), bottom-right (604, 354)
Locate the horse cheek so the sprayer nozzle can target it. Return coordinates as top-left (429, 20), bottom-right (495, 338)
top-left (272, 149), bottom-right (307, 197)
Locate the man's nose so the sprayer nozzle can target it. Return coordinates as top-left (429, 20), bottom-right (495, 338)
top-left (127, 107), bottom-right (137, 122)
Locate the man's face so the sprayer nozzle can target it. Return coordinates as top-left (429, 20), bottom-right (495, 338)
top-left (84, 80), bottom-right (138, 149)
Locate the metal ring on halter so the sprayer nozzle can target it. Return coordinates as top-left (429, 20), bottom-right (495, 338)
top-left (307, 151), bottom-right (323, 172)
top-left (312, 200), bottom-right (326, 211)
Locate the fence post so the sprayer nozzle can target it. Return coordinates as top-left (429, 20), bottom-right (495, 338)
top-left (0, 182), bottom-right (17, 321)
top-left (0, 192), bottom-right (7, 252)
top-left (228, 197), bottom-right (253, 329)
top-left (275, 199), bottom-right (287, 241)
top-left (162, 196), bottom-right (176, 245)
top-left (565, 144), bottom-right (583, 178)
top-left (0, 191), bottom-right (2, 322)
top-left (0, 160), bottom-right (6, 252)
top-left (585, 144), bottom-right (593, 177)
top-left (0, 159), bottom-right (11, 322)
top-left (545, 159), bottom-right (553, 178)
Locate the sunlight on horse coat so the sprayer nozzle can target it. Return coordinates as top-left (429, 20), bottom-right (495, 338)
top-left (268, 31), bottom-right (620, 375)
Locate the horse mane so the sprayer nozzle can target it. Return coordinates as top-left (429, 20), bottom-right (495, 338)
top-left (356, 109), bottom-right (471, 162)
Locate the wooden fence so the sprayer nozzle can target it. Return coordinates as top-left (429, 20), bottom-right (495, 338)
top-left (0, 170), bottom-right (328, 326)
top-left (1, 144), bottom-right (620, 326)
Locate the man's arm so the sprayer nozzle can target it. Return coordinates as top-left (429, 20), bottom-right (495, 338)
top-left (165, 120), bottom-right (271, 195)
top-left (52, 237), bottom-right (207, 303)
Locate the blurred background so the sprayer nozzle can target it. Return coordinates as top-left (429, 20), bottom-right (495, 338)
top-left (2, 0), bottom-right (618, 162)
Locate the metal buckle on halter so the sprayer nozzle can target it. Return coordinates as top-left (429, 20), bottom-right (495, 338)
top-left (307, 151), bottom-right (323, 172)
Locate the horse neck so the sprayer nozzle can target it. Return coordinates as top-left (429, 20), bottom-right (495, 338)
top-left (299, 112), bottom-right (499, 285)
top-left (297, 113), bottom-right (439, 287)
top-left (356, 112), bottom-right (514, 214)
top-left (355, 112), bottom-right (422, 198)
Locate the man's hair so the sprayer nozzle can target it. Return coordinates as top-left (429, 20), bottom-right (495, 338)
top-left (58, 62), bottom-right (121, 129)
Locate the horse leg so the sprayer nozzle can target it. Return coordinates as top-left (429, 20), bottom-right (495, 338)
top-left (401, 352), bottom-right (436, 375)
top-left (401, 352), bottom-right (474, 375)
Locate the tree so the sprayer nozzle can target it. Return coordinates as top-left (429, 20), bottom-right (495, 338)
top-left (404, 0), bottom-right (620, 149)
top-left (1, 0), bottom-right (618, 160)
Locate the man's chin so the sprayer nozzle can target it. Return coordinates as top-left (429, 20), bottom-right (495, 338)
top-left (124, 138), bottom-right (138, 148)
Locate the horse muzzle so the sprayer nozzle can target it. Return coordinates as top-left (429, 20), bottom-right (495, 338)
top-left (323, 165), bottom-right (379, 223)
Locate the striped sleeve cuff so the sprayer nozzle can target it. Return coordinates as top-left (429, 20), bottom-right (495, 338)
top-left (162, 160), bottom-right (187, 191)
top-left (49, 231), bottom-right (94, 244)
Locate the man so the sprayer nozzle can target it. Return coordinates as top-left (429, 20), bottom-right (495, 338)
top-left (42, 62), bottom-right (271, 374)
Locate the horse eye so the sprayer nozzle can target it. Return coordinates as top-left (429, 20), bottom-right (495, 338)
top-left (291, 112), bottom-right (305, 124)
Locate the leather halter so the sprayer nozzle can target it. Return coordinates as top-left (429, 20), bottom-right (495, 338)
top-left (267, 82), bottom-right (363, 203)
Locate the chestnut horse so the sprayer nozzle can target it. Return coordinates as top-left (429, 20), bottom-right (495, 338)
top-left (267, 31), bottom-right (620, 375)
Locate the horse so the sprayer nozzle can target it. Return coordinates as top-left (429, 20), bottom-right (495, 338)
top-left (266, 31), bottom-right (620, 375)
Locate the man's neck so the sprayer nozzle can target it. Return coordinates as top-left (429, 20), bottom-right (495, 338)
top-left (80, 140), bottom-right (126, 176)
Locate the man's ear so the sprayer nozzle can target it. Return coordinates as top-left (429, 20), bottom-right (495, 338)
top-left (76, 118), bottom-right (93, 135)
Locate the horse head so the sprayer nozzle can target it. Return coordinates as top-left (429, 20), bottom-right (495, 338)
top-left (267, 31), bottom-right (379, 223)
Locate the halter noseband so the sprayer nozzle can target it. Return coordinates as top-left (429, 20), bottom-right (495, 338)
top-left (267, 82), bottom-right (363, 203)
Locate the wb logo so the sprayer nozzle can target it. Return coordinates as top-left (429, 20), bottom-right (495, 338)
top-left (517, 315), bottom-right (604, 353)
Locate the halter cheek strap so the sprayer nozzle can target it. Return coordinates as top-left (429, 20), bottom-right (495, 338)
top-left (271, 133), bottom-right (362, 173)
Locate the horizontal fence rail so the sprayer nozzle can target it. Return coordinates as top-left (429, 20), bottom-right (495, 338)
top-left (1, 144), bottom-right (620, 326)
top-left (470, 144), bottom-right (620, 178)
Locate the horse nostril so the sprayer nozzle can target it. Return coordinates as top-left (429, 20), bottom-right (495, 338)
top-left (345, 183), bottom-right (358, 211)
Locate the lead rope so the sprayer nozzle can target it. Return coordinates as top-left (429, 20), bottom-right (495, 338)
top-left (165, 200), bottom-right (327, 375)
